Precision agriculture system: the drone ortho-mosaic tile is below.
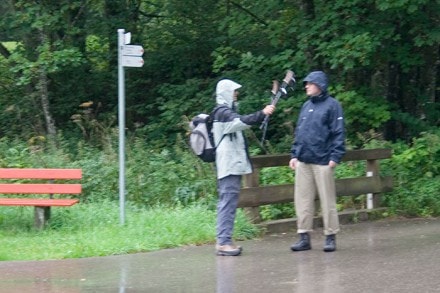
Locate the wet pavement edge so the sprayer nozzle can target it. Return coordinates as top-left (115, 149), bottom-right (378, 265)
top-left (1, 217), bottom-right (440, 293)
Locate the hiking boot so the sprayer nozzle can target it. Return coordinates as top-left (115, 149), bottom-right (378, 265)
top-left (216, 244), bottom-right (242, 252)
top-left (323, 234), bottom-right (336, 252)
top-left (216, 245), bottom-right (241, 256)
top-left (290, 233), bottom-right (311, 251)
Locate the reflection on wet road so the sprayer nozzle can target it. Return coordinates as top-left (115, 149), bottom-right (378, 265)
top-left (1, 218), bottom-right (440, 292)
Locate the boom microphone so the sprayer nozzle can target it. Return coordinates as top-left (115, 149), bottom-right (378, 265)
top-left (260, 70), bottom-right (296, 145)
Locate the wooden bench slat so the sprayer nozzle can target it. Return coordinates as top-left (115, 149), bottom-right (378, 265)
top-left (0, 168), bottom-right (82, 179)
top-left (0, 168), bottom-right (83, 229)
top-left (0, 184), bottom-right (82, 194)
top-left (248, 149), bottom-right (393, 168)
top-left (0, 198), bottom-right (79, 207)
top-left (238, 176), bottom-right (394, 207)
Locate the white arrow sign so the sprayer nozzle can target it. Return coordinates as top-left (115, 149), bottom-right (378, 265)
top-left (122, 45), bottom-right (144, 56)
top-left (122, 56), bottom-right (144, 67)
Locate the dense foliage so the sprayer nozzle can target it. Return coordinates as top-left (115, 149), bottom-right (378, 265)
top-left (0, 1), bottom-right (439, 220)
top-left (0, 130), bottom-right (439, 220)
top-left (0, 0), bottom-right (438, 148)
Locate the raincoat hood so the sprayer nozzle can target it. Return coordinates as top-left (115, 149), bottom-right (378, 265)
top-left (303, 71), bottom-right (329, 93)
top-left (215, 79), bottom-right (242, 108)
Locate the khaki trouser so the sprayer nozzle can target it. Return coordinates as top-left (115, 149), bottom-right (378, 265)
top-left (294, 161), bottom-right (340, 235)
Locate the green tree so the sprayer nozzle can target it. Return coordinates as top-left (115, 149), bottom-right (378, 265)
top-left (0, 1), bottom-right (86, 140)
top-left (0, 0), bottom-right (438, 150)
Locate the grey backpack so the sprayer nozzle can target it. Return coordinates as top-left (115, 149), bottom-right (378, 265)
top-left (189, 106), bottom-right (226, 162)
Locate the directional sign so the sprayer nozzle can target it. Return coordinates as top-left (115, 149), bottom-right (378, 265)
top-left (122, 45), bottom-right (144, 56)
top-left (121, 56), bottom-right (144, 67)
top-left (124, 32), bottom-right (131, 45)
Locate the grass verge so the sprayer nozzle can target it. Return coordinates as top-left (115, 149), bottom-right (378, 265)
top-left (0, 201), bottom-right (260, 261)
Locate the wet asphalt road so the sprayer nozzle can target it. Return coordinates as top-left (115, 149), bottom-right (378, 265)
top-left (1, 217), bottom-right (440, 293)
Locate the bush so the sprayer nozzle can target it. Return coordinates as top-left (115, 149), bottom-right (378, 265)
top-left (380, 130), bottom-right (440, 216)
top-left (384, 177), bottom-right (440, 217)
top-left (1, 128), bottom-right (440, 226)
top-left (389, 131), bottom-right (440, 185)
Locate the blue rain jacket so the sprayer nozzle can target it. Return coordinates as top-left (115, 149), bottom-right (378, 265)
top-left (291, 71), bottom-right (346, 164)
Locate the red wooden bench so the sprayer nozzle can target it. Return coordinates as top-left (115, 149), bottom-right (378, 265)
top-left (0, 168), bottom-right (82, 229)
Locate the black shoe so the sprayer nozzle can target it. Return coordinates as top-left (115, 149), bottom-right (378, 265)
top-left (323, 234), bottom-right (336, 252)
top-left (290, 233), bottom-right (311, 251)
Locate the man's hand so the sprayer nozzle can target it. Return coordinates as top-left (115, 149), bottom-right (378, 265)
top-left (263, 105), bottom-right (275, 115)
top-left (289, 158), bottom-right (298, 170)
top-left (329, 160), bottom-right (338, 168)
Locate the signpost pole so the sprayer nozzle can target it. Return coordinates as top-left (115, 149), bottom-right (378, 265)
top-left (117, 29), bottom-right (144, 226)
top-left (117, 28), bottom-right (126, 225)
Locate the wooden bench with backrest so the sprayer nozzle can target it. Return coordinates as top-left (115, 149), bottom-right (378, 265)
top-left (0, 168), bottom-right (82, 229)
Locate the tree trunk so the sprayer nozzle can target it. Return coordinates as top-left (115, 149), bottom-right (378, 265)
top-left (383, 62), bottom-right (400, 141)
top-left (300, 0), bottom-right (317, 67)
top-left (423, 45), bottom-right (439, 106)
top-left (37, 29), bottom-right (57, 138)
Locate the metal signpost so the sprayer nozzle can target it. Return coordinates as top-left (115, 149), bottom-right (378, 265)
top-left (117, 29), bottom-right (144, 225)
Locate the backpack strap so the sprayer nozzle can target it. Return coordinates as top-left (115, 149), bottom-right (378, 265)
top-left (210, 105), bottom-right (228, 148)
top-left (216, 132), bottom-right (227, 148)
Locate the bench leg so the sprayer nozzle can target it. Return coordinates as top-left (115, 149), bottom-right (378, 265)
top-left (35, 206), bottom-right (51, 229)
